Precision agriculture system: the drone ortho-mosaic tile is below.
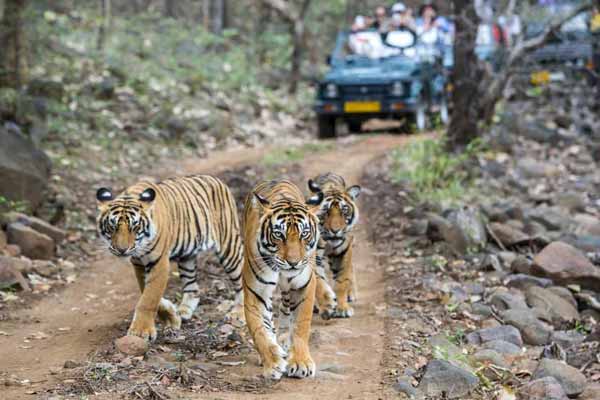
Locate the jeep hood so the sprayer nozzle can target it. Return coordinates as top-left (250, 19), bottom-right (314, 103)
top-left (324, 59), bottom-right (418, 84)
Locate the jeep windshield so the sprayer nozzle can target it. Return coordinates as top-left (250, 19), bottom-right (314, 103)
top-left (525, 1), bottom-right (590, 40)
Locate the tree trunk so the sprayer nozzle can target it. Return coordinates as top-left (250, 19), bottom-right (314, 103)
top-left (96, 0), bottom-right (111, 51)
top-left (289, 20), bottom-right (304, 94)
top-left (164, 0), bottom-right (175, 18)
top-left (447, 0), bottom-right (483, 149)
top-left (202, 0), bottom-right (211, 31)
top-left (0, 0), bottom-right (29, 88)
top-left (212, 0), bottom-right (224, 34)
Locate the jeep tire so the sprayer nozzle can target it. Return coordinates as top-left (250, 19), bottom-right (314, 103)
top-left (317, 115), bottom-right (336, 138)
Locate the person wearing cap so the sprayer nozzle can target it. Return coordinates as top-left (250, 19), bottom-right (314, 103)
top-left (391, 2), bottom-right (416, 31)
top-left (372, 6), bottom-right (391, 33)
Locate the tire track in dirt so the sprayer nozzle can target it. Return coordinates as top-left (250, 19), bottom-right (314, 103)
top-left (0, 134), bottom-right (423, 399)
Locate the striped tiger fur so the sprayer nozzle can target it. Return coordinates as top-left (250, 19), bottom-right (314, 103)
top-left (242, 179), bottom-right (323, 380)
top-left (96, 175), bottom-right (244, 341)
top-left (308, 172), bottom-right (361, 319)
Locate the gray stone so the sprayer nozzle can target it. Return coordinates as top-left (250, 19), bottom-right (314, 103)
top-left (472, 349), bottom-right (509, 368)
top-left (559, 234), bottom-right (600, 253)
top-left (532, 242), bottom-right (600, 291)
top-left (571, 214), bottom-right (600, 236)
top-left (0, 127), bottom-right (51, 211)
top-left (393, 376), bottom-right (421, 398)
top-left (580, 383), bottom-right (600, 400)
top-left (489, 222), bottom-right (530, 246)
top-left (547, 286), bottom-right (577, 309)
top-left (518, 158), bottom-right (559, 178)
top-left (529, 208), bottom-right (569, 231)
top-left (519, 376), bottom-right (569, 400)
top-left (554, 192), bottom-right (586, 212)
top-left (511, 256), bottom-right (533, 274)
top-left (482, 340), bottom-right (522, 355)
top-left (2, 212), bottom-right (66, 243)
top-left (502, 308), bottom-right (554, 345)
top-left (532, 359), bottom-right (587, 397)
top-left (550, 331), bottom-right (585, 350)
top-left (471, 303), bottom-right (493, 318)
top-left (418, 360), bottom-right (479, 399)
top-left (7, 223), bottom-right (55, 260)
top-left (428, 207), bottom-right (487, 256)
top-left (525, 286), bottom-right (579, 324)
top-left (466, 325), bottom-right (523, 347)
top-left (488, 288), bottom-right (529, 311)
top-left (504, 274), bottom-right (553, 291)
top-left (0, 257), bottom-right (30, 291)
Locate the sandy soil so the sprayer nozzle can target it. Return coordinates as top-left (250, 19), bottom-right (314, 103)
top-left (0, 134), bottom-right (419, 399)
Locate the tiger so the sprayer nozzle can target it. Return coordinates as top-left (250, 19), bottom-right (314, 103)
top-left (308, 172), bottom-right (361, 319)
top-left (96, 175), bottom-right (244, 341)
top-left (242, 179), bottom-right (323, 380)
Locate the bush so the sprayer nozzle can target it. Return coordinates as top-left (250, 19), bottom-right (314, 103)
top-left (390, 137), bottom-right (483, 205)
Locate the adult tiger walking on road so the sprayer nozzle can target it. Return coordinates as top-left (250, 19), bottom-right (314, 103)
top-left (308, 172), bottom-right (361, 318)
top-left (96, 175), bottom-right (244, 341)
top-left (242, 179), bottom-right (323, 380)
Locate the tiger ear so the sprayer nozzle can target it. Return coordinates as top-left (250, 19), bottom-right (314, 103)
top-left (252, 192), bottom-right (270, 211)
top-left (306, 191), bottom-right (324, 210)
top-left (347, 185), bottom-right (361, 200)
top-left (308, 179), bottom-right (321, 193)
top-left (139, 188), bottom-right (156, 203)
top-left (96, 187), bottom-right (113, 204)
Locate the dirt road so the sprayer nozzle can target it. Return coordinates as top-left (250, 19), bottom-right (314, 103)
top-left (0, 134), bottom-right (417, 399)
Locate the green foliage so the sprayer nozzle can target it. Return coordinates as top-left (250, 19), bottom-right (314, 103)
top-left (262, 142), bottom-right (333, 166)
top-left (390, 137), bottom-right (484, 205)
top-left (0, 196), bottom-right (29, 214)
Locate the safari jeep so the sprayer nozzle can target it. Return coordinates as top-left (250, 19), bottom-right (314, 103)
top-left (314, 29), bottom-right (449, 138)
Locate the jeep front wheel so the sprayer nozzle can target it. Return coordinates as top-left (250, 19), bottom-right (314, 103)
top-left (317, 115), bottom-right (336, 138)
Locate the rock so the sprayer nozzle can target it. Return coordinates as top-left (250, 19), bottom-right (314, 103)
top-left (471, 303), bottom-right (493, 318)
top-left (525, 286), bottom-right (579, 324)
top-left (489, 222), bottom-right (530, 246)
top-left (532, 242), bottom-right (600, 291)
top-left (472, 349), bottom-right (509, 368)
top-left (480, 254), bottom-right (503, 271)
top-left (63, 360), bottom-right (81, 369)
top-left (429, 207), bottom-right (487, 256)
top-left (0, 254), bottom-right (32, 274)
top-left (519, 376), bottom-right (569, 400)
top-left (504, 274), bottom-right (553, 291)
top-left (393, 376), bottom-right (420, 398)
top-left (511, 256), bottom-right (533, 274)
top-left (0, 259), bottom-right (30, 291)
top-left (115, 335), bottom-right (148, 356)
top-left (0, 127), bottom-right (51, 211)
top-left (517, 158), bottom-right (559, 178)
top-left (0, 230), bottom-right (6, 250)
top-left (532, 359), bottom-right (587, 398)
top-left (502, 308), bottom-right (554, 345)
top-left (572, 214), bottom-right (600, 236)
top-left (488, 288), bottom-right (529, 311)
top-left (6, 223), bottom-right (55, 260)
top-left (518, 121), bottom-right (560, 144)
top-left (550, 331), bottom-right (585, 349)
top-left (4, 244), bottom-right (21, 257)
top-left (466, 325), bottom-right (523, 347)
top-left (528, 208), bottom-right (569, 231)
top-left (580, 383), bottom-right (600, 400)
top-left (2, 212), bottom-right (66, 243)
top-left (498, 251), bottom-right (518, 267)
top-left (482, 340), bottom-right (522, 355)
top-left (429, 334), bottom-right (472, 371)
top-left (418, 360), bottom-right (479, 399)
top-left (547, 286), bottom-right (577, 309)
top-left (32, 260), bottom-right (56, 277)
top-left (404, 220), bottom-right (428, 236)
top-left (559, 234), bottom-right (600, 253)
top-left (566, 341), bottom-right (599, 368)
top-left (554, 192), bottom-right (586, 212)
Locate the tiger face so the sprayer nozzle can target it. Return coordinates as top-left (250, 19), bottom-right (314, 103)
top-left (96, 187), bottom-right (157, 257)
top-left (254, 193), bottom-right (322, 272)
top-left (312, 185), bottom-right (361, 240)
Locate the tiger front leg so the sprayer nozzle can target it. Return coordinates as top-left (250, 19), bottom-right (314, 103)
top-left (128, 257), bottom-right (170, 341)
top-left (286, 268), bottom-right (317, 379)
top-left (243, 267), bottom-right (285, 379)
top-left (314, 245), bottom-right (336, 319)
top-left (332, 240), bottom-right (355, 318)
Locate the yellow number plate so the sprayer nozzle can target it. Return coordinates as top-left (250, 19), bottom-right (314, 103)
top-left (530, 70), bottom-right (550, 85)
top-left (344, 101), bottom-right (381, 113)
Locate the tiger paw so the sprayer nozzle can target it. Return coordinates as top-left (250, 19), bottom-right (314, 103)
top-left (128, 314), bottom-right (157, 341)
top-left (333, 304), bottom-right (354, 318)
top-left (287, 353), bottom-right (316, 379)
top-left (262, 350), bottom-right (287, 380)
top-left (158, 299), bottom-right (181, 330)
top-left (177, 304), bottom-right (195, 321)
top-left (320, 307), bottom-right (336, 320)
top-left (225, 304), bottom-right (246, 324)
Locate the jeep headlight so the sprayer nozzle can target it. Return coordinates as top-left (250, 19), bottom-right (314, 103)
top-left (391, 81), bottom-right (404, 96)
top-left (324, 83), bottom-right (338, 98)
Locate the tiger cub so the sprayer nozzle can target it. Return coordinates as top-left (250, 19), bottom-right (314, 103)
top-left (96, 175), bottom-right (244, 341)
top-left (242, 179), bottom-right (323, 380)
top-left (308, 172), bottom-right (361, 319)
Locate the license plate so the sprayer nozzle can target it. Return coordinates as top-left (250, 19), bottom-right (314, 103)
top-left (344, 101), bottom-right (381, 113)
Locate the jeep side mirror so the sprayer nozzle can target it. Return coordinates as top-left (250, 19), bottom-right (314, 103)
top-left (326, 55), bottom-right (332, 65)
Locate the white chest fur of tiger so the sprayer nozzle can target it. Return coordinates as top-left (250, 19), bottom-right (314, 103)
top-left (308, 172), bottom-right (361, 319)
top-left (242, 179), bottom-right (323, 380)
top-left (96, 175), bottom-right (244, 341)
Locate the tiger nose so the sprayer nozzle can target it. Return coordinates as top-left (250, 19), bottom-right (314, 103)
top-left (288, 260), bottom-right (299, 267)
top-left (331, 228), bottom-right (341, 234)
